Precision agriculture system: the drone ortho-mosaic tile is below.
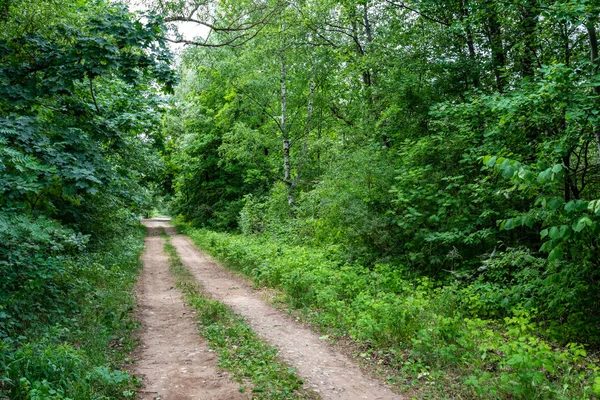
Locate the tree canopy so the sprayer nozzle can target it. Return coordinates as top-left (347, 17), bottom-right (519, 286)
top-left (162, 0), bottom-right (600, 344)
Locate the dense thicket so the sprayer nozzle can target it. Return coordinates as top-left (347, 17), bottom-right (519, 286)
top-left (0, 0), bottom-right (173, 397)
top-left (163, 0), bottom-right (600, 346)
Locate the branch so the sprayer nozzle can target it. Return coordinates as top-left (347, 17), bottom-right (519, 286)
top-left (166, 31), bottom-right (255, 48)
top-left (330, 104), bottom-right (354, 126)
top-left (163, 3), bottom-right (279, 47)
top-left (89, 75), bottom-right (100, 113)
top-left (384, 0), bottom-right (452, 27)
top-left (165, 7), bottom-right (274, 48)
top-left (165, 16), bottom-right (263, 32)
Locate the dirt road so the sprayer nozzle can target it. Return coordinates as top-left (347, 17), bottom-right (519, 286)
top-left (134, 224), bottom-right (247, 400)
top-left (137, 218), bottom-right (403, 400)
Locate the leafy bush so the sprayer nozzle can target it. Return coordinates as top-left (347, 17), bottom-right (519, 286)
top-left (0, 218), bottom-right (144, 399)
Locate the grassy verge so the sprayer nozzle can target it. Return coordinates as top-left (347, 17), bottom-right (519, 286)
top-left (174, 220), bottom-right (600, 400)
top-left (0, 224), bottom-right (145, 400)
top-left (162, 236), bottom-right (313, 399)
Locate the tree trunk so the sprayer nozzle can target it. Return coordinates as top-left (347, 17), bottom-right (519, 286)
top-left (586, 16), bottom-right (600, 155)
top-left (485, 2), bottom-right (506, 93)
top-left (520, 0), bottom-right (539, 78)
top-left (363, 3), bottom-right (376, 86)
top-left (460, 0), bottom-right (479, 88)
top-left (280, 51), bottom-right (294, 208)
top-left (295, 64), bottom-right (315, 188)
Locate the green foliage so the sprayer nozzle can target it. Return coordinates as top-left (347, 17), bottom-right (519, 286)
top-left (162, 0), bottom-right (600, 396)
top-left (0, 1), bottom-right (171, 398)
top-left (0, 221), bottom-right (144, 399)
top-left (178, 224), bottom-right (600, 398)
top-left (0, 212), bottom-right (85, 339)
top-left (0, 0), bottom-right (174, 214)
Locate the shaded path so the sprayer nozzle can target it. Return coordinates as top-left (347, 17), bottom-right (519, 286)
top-left (135, 220), bottom-right (247, 400)
top-left (158, 220), bottom-right (403, 400)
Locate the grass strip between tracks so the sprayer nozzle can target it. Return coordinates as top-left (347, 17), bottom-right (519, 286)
top-left (162, 235), bottom-right (314, 400)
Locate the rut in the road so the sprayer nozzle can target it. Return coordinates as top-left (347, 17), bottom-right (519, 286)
top-left (134, 223), bottom-right (247, 400)
top-left (168, 231), bottom-right (404, 400)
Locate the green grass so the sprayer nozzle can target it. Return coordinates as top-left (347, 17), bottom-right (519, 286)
top-left (173, 220), bottom-right (600, 400)
top-left (163, 238), bottom-right (313, 399)
top-left (0, 225), bottom-right (145, 400)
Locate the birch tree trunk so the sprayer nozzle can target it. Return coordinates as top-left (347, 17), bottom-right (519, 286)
top-left (295, 61), bottom-right (315, 188)
top-left (280, 50), bottom-right (294, 208)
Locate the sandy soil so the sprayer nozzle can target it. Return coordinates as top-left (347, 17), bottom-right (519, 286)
top-left (134, 220), bottom-right (248, 400)
top-left (141, 218), bottom-right (405, 400)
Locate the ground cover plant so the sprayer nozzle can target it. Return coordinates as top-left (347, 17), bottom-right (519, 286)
top-left (0, 218), bottom-right (145, 399)
top-left (176, 220), bottom-right (600, 399)
top-left (163, 236), bottom-right (312, 399)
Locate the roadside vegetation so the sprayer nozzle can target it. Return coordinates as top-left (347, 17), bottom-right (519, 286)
top-left (163, 236), bottom-right (312, 399)
top-left (0, 217), bottom-right (145, 399)
top-left (5, 0), bottom-right (600, 398)
top-left (0, 0), bottom-right (173, 398)
top-left (176, 220), bottom-right (600, 399)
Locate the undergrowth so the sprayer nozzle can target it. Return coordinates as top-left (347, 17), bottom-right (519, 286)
top-left (175, 218), bottom-right (600, 399)
top-left (0, 220), bottom-right (144, 400)
top-left (163, 237), bottom-right (312, 399)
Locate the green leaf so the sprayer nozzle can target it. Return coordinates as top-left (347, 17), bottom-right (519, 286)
top-left (539, 241), bottom-right (553, 253)
top-left (548, 245), bottom-right (563, 262)
top-left (517, 168), bottom-right (535, 185)
top-left (483, 156), bottom-right (497, 167)
top-left (503, 218), bottom-right (515, 230)
top-left (565, 200), bottom-right (589, 213)
top-left (499, 160), bottom-right (515, 179)
top-left (522, 215), bottom-right (534, 228)
top-left (548, 225), bottom-right (570, 240)
top-left (572, 216), bottom-right (593, 233)
top-left (547, 197), bottom-right (564, 210)
top-left (588, 200), bottom-right (600, 215)
top-left (538, 167), bottom-right (553, 182)
top-left (593, 376), bottom-right (600, 395)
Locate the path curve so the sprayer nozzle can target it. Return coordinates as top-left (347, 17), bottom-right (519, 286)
top-left (135, 221), bottom-right (248, 400)
top-left (156, 220), bottom-right (403, 400)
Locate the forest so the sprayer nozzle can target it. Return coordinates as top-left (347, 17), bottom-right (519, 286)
top-left (3, 0), bottom-right (600, 398)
